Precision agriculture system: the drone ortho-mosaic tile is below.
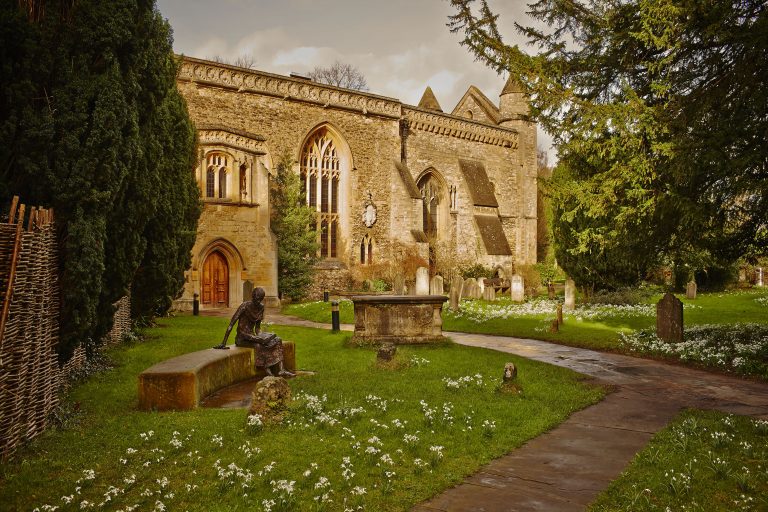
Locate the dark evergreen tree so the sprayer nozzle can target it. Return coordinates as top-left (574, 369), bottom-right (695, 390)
top-left (0, 0), bottom-right (200, 359)
top-left (270, 153), bottom-right (318, 301)
top-left (448, 0), bottom-right (768, 288)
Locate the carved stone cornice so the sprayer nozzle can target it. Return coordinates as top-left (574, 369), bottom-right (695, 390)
top-left (198, 127), bottom-right (267, 155)
top-left (403, 106), bottom-right (518, 149)
top-left (179, 56), bottom-right (402, 119)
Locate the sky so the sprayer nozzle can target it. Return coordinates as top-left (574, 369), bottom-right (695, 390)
top-left (155, 0), bottom-right (554, 156)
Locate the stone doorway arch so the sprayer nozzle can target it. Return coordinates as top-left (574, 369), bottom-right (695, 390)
top-left (201, 251), bottom-right (229, 307)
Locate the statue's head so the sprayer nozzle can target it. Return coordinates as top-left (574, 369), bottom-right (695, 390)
top-left (251, 287), bottom-right (266, 304)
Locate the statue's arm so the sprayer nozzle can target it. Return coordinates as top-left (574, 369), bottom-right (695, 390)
top-left (214, 304), bottom-right (245, 349)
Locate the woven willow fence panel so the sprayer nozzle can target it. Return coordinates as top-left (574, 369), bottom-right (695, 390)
top-left (0, 198), bottom-right (133, 458)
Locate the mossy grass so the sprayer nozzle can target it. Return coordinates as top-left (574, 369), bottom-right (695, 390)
top-left (0, 315), bottom-right (604, 511)
top-left (588, 409), bottom-right (768, 511)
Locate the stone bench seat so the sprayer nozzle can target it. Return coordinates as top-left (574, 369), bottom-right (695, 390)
top-left (138, 342), bottom-right (295, 411)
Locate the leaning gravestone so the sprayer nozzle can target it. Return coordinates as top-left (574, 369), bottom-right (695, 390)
top-left (430, 275), bottom-right (444, 295)
top-left (476, 278), bottom-right (485, 294)
top-left (510, 275), bottom-right (525, 302)
top-left (564, 278), bottom-right (576, 311)
top-left (483, 287), bottom-right (496, 301)
top-left (547, 282), bottom-right (555, 299)
top-left (415, 267), bottom-right (430, 295)
top-left (656, 292), bottom-right (683, 343)
top-left (686, 280), bottom-right (697, 300)
top-left (393, 274), bottom-right (405, 295)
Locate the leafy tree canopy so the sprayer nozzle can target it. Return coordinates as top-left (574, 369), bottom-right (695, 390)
top-left (449, 0), bottom-right (768, 289)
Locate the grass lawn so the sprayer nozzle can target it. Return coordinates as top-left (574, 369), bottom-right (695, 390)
top-left (0, 315), bottom-right (604, 512)
top-left (588, 410), bottom-right (768, 511)
top-left (284, 289), bottom-right (768, 376)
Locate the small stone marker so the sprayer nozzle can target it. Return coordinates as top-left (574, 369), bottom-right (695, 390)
top-left (393, 274), bottom-right (405, 295)
top-left (510, 275), bottom-right (525, 302)
top-left (503, 362), bottom-right (517, 382)
top-left (483, 287), bottom-right (496, 301)
top-left (757, 267), bottom-right (764, 287)
top-left (415, 267), bottom-right (430, 295)
top-left (449, 284), bottom-right (461, 311)
top-left (549, 318), bottom-right (559, 333)
top-left (547, 282), bottom-right (555, 299)
top-left (476, 278), bottom-right (485, 294)
top-left (377, 343), bottom-right (397, 362)
top-left (686, 280), bottom-right (697, 300)
top-left (564, 278), bottom-right (576, 311)
top-left (249, 376), bottom-right (291, 417)
top-left (430, 275), bottom-right (444, 295)
top-left (556, 303), bottom-right (563, 325)
top-left (656, 292), bottom-right (684, 343)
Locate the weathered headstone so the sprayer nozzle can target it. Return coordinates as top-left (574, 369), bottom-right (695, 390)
top-left (476, 277), bottom-right (485, 294)
top-left (758, 267), bottom-right (764, 287)
top-left (564, 278), bottom-right (576, 311)
top-left (449, 284), bottom-right (461, 311)
top-left (510, 275), bottom-right (525, 302)
top-left (547, 282), bottom-right (555, 299)
top-left (656, 292), bottom-right (683, 343)
top-left (430, 275), bottom-right (444, 295)
top-left (464, 278), bottom-right (477, 298)
top-left (549, 318), bottom-right (559, 333)
top-left (556, 303), bottom-right (563, 325)
top-left (686, 280), bottom-right (697, 300)
top-left (503, 362), bottom-right (517, 382)
top-left (483, 287), bottom-right (496, 301)
top-left (377, 343), bottom-right (397, 363)
top-left (393, 274), bottom-right (405, 295)
top-left (415, 267), bottom-right (429, 295)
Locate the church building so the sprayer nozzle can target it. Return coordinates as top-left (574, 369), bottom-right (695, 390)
top-left (175, 56), bottom-right (538, 308)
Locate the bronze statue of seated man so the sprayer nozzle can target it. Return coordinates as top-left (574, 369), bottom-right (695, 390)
top-left (214, 287), bottom-right (294, 378)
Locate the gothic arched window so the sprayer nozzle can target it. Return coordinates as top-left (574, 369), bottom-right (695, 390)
top-left (418, 173), bottom-right (443, 238)
top-left (206, 167), bottom-right (215, 198)
top-left (360, 235), bottom-right (374, 265)
top-left (301, 128), bottom-right (342, 258)
top-left (218, 167), bottom-right (227, 199)
top-left (205, 152), bottom-right (231, 200)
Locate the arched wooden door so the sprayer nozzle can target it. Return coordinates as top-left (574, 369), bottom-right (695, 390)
top-left (202, 251), bottom-right (229, 307)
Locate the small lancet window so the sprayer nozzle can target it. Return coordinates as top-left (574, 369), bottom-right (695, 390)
top-left (206, 167), bottom-right (215, 198)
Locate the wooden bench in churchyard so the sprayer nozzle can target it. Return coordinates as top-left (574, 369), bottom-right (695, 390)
top-left (138, 343), bottom-right (295, 411)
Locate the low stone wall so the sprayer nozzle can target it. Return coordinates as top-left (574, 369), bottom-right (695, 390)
top-left (138, 342), bottom-right (295, 411)
top-left (351, 295), bottom-right (448, 345)
top-left (308, 267), bottom-right (352, 301)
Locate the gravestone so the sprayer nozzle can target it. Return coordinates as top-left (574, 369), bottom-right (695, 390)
top-left (377, 343), bottom-right (397, 362)
top-left (464, 278), bottom-right (477, 298)
top-left (483, 287), bottom-right (496, 301)
top-left (547, 282), bottom-right (555, 299)
top-left (449, 284), bottom-right (461, 311)
top-left (564, 279), bottom-right (576, 311)
top-left (503, 362), bottom-right (517, 382)
top-left (393, 274), bottom-right (405, 295)
top-left (476, 278), bottom-right (485, 294)
top-left (510, 275), bottom-right (525, 302)
top-left (249, 376), bottom-right (291, 417)
top-left (415, 267), bottom-right (430, 295)
top-left (758, 267), bottom-right (764, 287)
top-left (556, 303), bottom-right (563, 325)
top-left (686, 280), bottom-right (697, 300)
top-left (656, 292), bottom-right (683, 343)
top-left (430, 275), bottom-right (444, 295)
top-left (549, 318), bottom-right (559, 333)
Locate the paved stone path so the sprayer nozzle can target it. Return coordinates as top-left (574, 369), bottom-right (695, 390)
top-left (212, 310), bottom-right (768, 511)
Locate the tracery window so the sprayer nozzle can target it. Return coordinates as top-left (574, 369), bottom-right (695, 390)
top-left (418, 174), bottom-right (442, 237)
top-left (301, 129), bottom-right (340, 258)
top-left (360, 235), bottom-right (374, 265)
top-left (205, 152), bottom-right (230, 200)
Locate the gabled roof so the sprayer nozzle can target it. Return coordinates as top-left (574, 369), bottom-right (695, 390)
top-left (417, 86), bottom-right (443, 112)
top-left (451, 85), bottom-right (500, 125)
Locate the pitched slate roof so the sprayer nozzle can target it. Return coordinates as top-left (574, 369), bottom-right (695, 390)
top-left (394, 161), bottom-right (423, 200)
top-left (417, 86), bottom-right (443, 112)
top-left (474, 215), bottom-right (512, 255)
top-left (458, 159), bottom-right (499, 208)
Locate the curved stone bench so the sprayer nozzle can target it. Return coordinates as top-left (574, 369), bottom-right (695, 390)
top-left (138, 342), bottom-right (295, 411)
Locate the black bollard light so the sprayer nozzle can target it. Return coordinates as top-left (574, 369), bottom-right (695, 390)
top-left (193, 293), bottom-right (200, 316)
top-left (323, 290), bottom-right (330, 302)
top-left (331, 300), bottom-right (340, 332)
